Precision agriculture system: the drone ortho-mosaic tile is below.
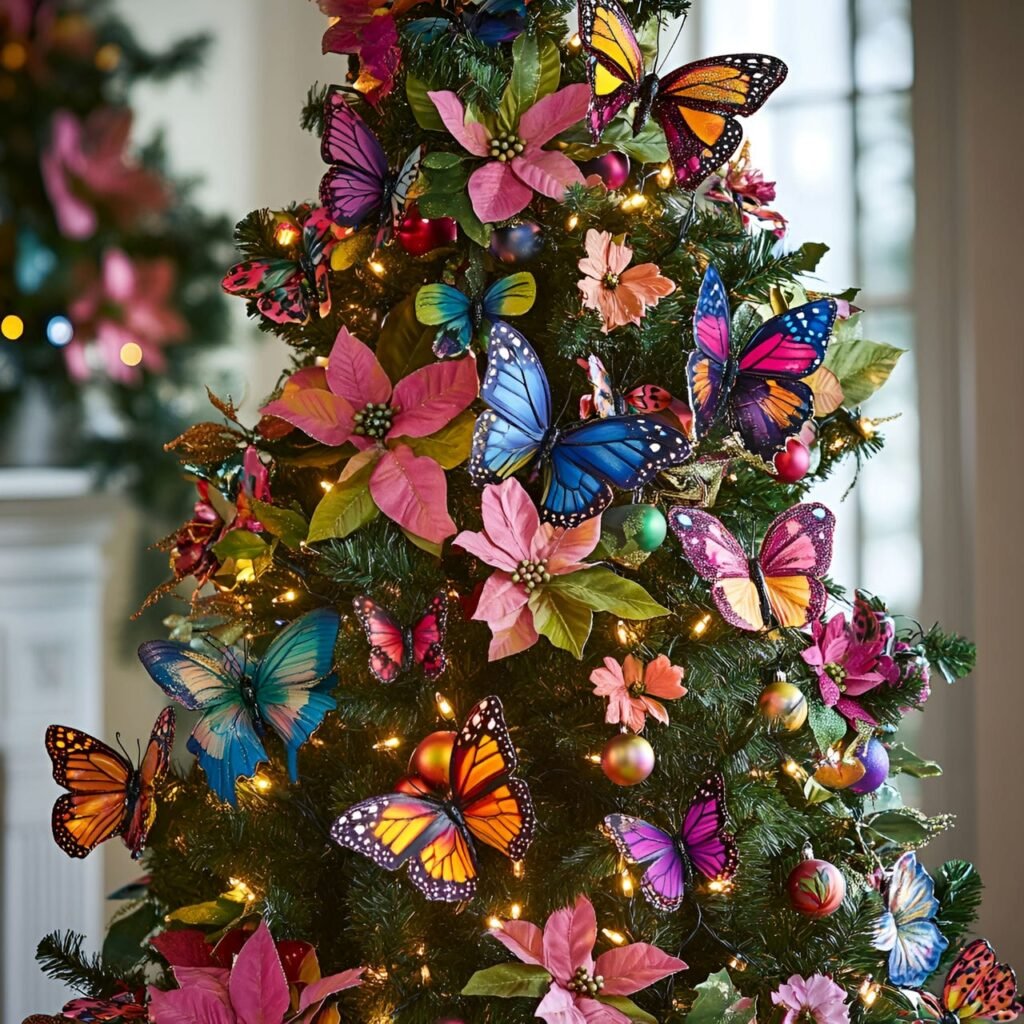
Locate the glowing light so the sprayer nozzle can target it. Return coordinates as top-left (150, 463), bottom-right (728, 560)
top-left (657, 163), bottom-right (673, 188)
top-left (857, 416), bottom-right (877, 439)
top-left (512, 860), bottom-right (525, 879)
top-left (620, 870), bottom-right (634, 897)
top-left (1, 41), bottom-right (28, 71)
top-left (315, 355), bottom-right (330, 367)
top-left (691, 612), bottom-right (712, 637)
top-left (620, 192), bottom-right (647, 212)
top-left (728, 955), bottom-right (747, 972)
top-left (228, 877), bottom-right (258, 902)
top-left (320, 479), bottom-right (335, 492)
top-left (1, 314), bottom-right (25, 340)
top-left (586, 752), bottom-right (603, 765)
top-left (273, 589), bottom-right (298, 604)
top-left (509, 902), bottom-right (522, 920)
top-left (435, 692), bottom-right (456, 721)
top-left (567, 32), bottom-right (582, 50)
top-left (119, 341), bottom-right (143, 367)
top-left (486, 915), bottom-right (503, 930)
top-left (566, 213), bottom-right (579, 231)
top-left (420, 964), bottom-right (432, 984)
top-left (46, 315), bottom-right (73, 346)
top-left (858, 977), bottom-right (880, 1007)
top-left (374, 736), bottom-right (402, 750)
top-left (275, 222), bottom-right (300, 247)
top-left (615, 619), bottom-right (638, 646)
top-left (252, 774), bottom-right (272, 793)
top-left (601, 928), bottom-right (626, 945)
top-left (94, 43), bottom-right (121, 71)
top-left (783, 758), bottom-right (805, 780)
top-left (368, 259), bottom-right (386, 276)
top-left (707, 877), bottom-right (733, 894)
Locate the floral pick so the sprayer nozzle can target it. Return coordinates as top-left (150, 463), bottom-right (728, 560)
top-left (463, 894), bottom-right (686, 1024)
top-left (771, 973), bottom-right (851, 1024)
top-left (706, 141), bottom-right (788, 237)
top-left (590, 654), bottom-right (687, 732)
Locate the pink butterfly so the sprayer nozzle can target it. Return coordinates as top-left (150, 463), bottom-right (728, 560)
top-left (352, 593), bottom-right (448, 683)
top-left (668, 502), bottom-right (835, 631)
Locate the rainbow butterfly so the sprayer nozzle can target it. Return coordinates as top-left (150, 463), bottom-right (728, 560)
top-left (603, 773), bottom-right (738, 912)
top-left (577, 0), bottom-right (787, 188)
top-left (352, 592), bottom-right (448, 684)
top-left (688, 264), bottom-right (837, 462)
top-left (668, 502), bottom-right (835, 632)
top-left (138, 609), bottom-right (340, 805)
top-left (416, 272), bottom-right (536, 359)
top-left (331, 695), bottom-right (536, 902)
top-left (914, 939), bottom-right (1022, 1022)
top-left (577, 353), bottom-right (690, 430)
top-left (221, 206), bottom-right (342, 325)
top-left (46, 708), bottom-right (175, 859)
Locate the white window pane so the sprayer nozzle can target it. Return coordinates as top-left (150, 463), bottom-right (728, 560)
top-left (855, 0), bottom-right (913, 92)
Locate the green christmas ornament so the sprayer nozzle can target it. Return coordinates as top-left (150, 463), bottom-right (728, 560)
top-left (593, 504), bottom-right (667, 568)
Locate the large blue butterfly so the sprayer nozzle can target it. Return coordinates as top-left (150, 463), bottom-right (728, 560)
top-left (138, 608), bottom-right (340, 805)
top-left (470, 322), bottom-right (692, 526)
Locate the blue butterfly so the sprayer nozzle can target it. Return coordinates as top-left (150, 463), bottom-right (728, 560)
top-left (470, 321), bottom-right (692, 526)
top-left (872, 850), bottom-right (949, 988)
top-left (138, 608), bottom-right (340, 805)
top-left (406, 0), bottom-right (527, 46)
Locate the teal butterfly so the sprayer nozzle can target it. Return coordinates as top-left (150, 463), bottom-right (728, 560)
top-left (416, 272), bottom-right (536, 358)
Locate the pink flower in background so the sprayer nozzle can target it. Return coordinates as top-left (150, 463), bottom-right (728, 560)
top-left (590, 654), bottom-right (687, 732)
top-left (706, 141), bottom-right (787, 237)
top-left (771, 973), bottom-right (850, 1024)
top-left (67, 248), bottom-right (187, 384)
top-left (490, 894), bottom-right (686, 1024)
top-left (454, 478), bottom-right (600, 660)
top-left (41, 108), bottom-right (168, 239)
top-left (261, 325), bottom-right (478, 544)
top-left (429, 85), bottom-right (589, 223)
top-left (577, 229), bottom-right (675, 333)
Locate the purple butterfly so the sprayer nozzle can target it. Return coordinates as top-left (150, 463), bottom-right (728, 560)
top-left (319, 88), bottom-right (423, 246)
top-left (603, 773), bottom-right (739, 912)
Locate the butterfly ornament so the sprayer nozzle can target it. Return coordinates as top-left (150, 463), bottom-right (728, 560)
top-left (603, 773), bottom-right (738, 911)
top-left (578, 0), bottom-right (787, 187)
top-left (669, 502), bottom-right (835, 631)
top-left (331, 695), bottom-right (536, 902)
top-left (352, 592), bottom-right (448, 683)
top-left (46, 707), bottom-right (176, 859)
top-left (138, 608), bottom-right (340, 805)
top-left (577, 353), bottom-right (691, 431)
top-left (913, 939), bottom-right (1022, 1022)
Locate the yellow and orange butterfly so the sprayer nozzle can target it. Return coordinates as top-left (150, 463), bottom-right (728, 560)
top-left (330, 696), bottom-right (535, 902)
top-left (916, 939), bottom-right (1022, 1022)
top-left (578, 0), bottom-right (787, 188)
top-left (46, 708), bottom-right (176, 860)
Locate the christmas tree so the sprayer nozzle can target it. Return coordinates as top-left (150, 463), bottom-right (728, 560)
top-left (27, 1), bottom-right (1023, 1023)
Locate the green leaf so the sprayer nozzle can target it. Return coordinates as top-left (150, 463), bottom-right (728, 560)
top-left (823, 337), bottom-right (906, 405)
top-left (865, 808), bottom-right (946, 848)
top-left (307, 459), bottom-right (379, 542)
top-left (422, 150), bottom-right (465, 171)
top-left (597, 995), bottom-right (658, 1023)
top-left (212, 529), bottom-right (271, 563)
top-left (400, 527), bottom-right (443, 558)
top-left (376, 296), bottom-right (437, 380)
top-left (406, 74), bottom-right (446, 131)
top-left (791, 241), bottom-right (829, 273)
top-left (806, 702), bottom-right (847, 755)
top-left (102, 902), bottom-right (163, 971)
top-left (562, 119), bottom-right (668, 164)
top-left (888, 743), bottom-right (942, 778)
top-left (167, 896), bottom-right (246, 928)
top-left (530, 587), bottom-right (593, 658)
top-left (419, 186), bottom-right (490, 244)
top-left (499, 34), bottom-right (541, 129)
top-left (547, 566), bottom-right (669, 620)
top-left (537, 38), bottom-right (561, 101)
top-left (461, 962), bottom-right (552, 998)
top-left (803, 776), bottom-right (836, 805)
top-left (247, 498), bottom-right (308, 550)
top-left (398, 410), bottom-right (475, 469)
top-left (686, 969), bottom-right (755, 1024)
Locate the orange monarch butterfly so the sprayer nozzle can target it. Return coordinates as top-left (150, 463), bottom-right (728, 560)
top-left (330, 695), bottom-right (535, 901)
top-left (915, 939), bottom-right (1022, 1023)
top-left (578, 0), bottom-right (787, 188)
top-left (46, 707), bottom-right (176, 859)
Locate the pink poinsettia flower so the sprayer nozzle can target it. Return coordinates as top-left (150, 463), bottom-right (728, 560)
top-left (41, 108), bottom-right (168, 239)
top-left (490, 894), bottom-right (686, 1024)
top-left (429, 84), bottom-right (589, 223)
top-left (705, 141), bottom-right (787, 238)
top-left (66, 248), bottom-right (187, 384)
top-left (261, 326), bottom-right (478, 544)
top-left (590, 654), bottom-right (687, 732)
top-left (771, 973), bottom-right (851, 1024)
top-left (453, 478), bottom-right (600, 660)
top-left (801, 613), bottom-right (888, 727)
top-left (577, 229), bottom-right (675, 333)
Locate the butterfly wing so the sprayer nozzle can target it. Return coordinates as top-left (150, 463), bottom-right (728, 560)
top-left (942, 940), bottom-right (1022, 1021)
top-left (352, 596), bottom-right (410, 683)
top-left (578, 0), bottom-right (644, 140)
top-left (481, 272), bottom-right (537, 322)
top-left (319, 92), bottom-right (389, 227)
top-left (123, 707), bottom-right (176, 859)
top-left (416, 283), bottom-right (474, 358)
top-left (222, 259), bottom-right (309, 325)
top-left (46, 725), bottom-right (132, 858)
top-left (451, 695), bottom-right (536, 862)
top-left (688, 264), bottom-right (733, 440)
top-left (410, 592), bottom-right (449, 679)
top-left (580, 354), bottom-right (618, 419)
top-left (543, 415), bottom-right (691, 527)
top-left (470, 321), bottom-right (551, 485)
top-left (604, 814), bottom-right (686, 912)
top-left (680, 773), bottom-right (739, 882)
top-left (653, 55), bottom-right (788, 188)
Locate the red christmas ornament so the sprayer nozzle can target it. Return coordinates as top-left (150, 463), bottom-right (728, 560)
top-left (580, 151), bottom-right (631, 189)
top-left (773, 437), bottom-right (811, 483)
top-left (787, 846), bottom-right (847, 918)
top-left (396, 204), bottom-right (457, 256)
top-left (408, 730), bottom-right (457, 787)
top-left (394, 773), bottom-right (435, 796)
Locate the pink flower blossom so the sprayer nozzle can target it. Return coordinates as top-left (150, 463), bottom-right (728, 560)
top-left (705, 142), bottom-right (787, 238)
top-left (261, 326), bottom-right (478, 544)
top-left (801, 613), bottom-right (888, 727)
top-left (41, 108), bottom-right (168, 239)
top-left (429, 85), bottom-right (589, 223)
top-left (771, 973), bottom-right (851, 1024)
top-left (490, 894), bottom-right (686, 1024)
top-left (590, 654), bottom-right (687, 732)
top-left (67, 248), bottom-right (187, 384)
top-left (577, 229), bottom-right (675, 333)
top-left (454, 478), bottom-right (600, 660)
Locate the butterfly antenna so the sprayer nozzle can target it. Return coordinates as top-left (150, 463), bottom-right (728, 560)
top-left (654, 7), bottom-right (688, 75)
top-left (114, 731), bottom-right (131, 762)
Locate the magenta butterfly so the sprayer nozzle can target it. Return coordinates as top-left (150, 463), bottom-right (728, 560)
top-left (668, 502), bottom-right (835, 632)
top-left (603, 773), bottom-right (738, 912)
top-left (319, 88), bottom-right (423, 246)
top-left (221, 206), bottom-right (342, 325)
top-left (352, 592), bottom-right (448, 683)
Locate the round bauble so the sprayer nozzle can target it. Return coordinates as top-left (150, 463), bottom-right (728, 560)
top-left (394, 773), bottom-right (435, 796)
top-left (580, 151), bottom-right (631, 189)
top-left (489, 221), bottom-right (544, 265)
top-left (408, 731), bottom-right (457, 788)
top-left (813, 751), bottom-right (866, 790)
top-left (756, 677), bottom-right (808, 732)
top-left (396, 204), bottom-right (458, 256)
top-left (787, 855), bottom-right (846, 918)
top-left (600, 732), bottom-right (655, 786)
top-left (773, 438), bottom-right (811, 483)
top-left (849, 737), bottom-right (890, 795)
top-left (594, 503), bottom-right (667, 568)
